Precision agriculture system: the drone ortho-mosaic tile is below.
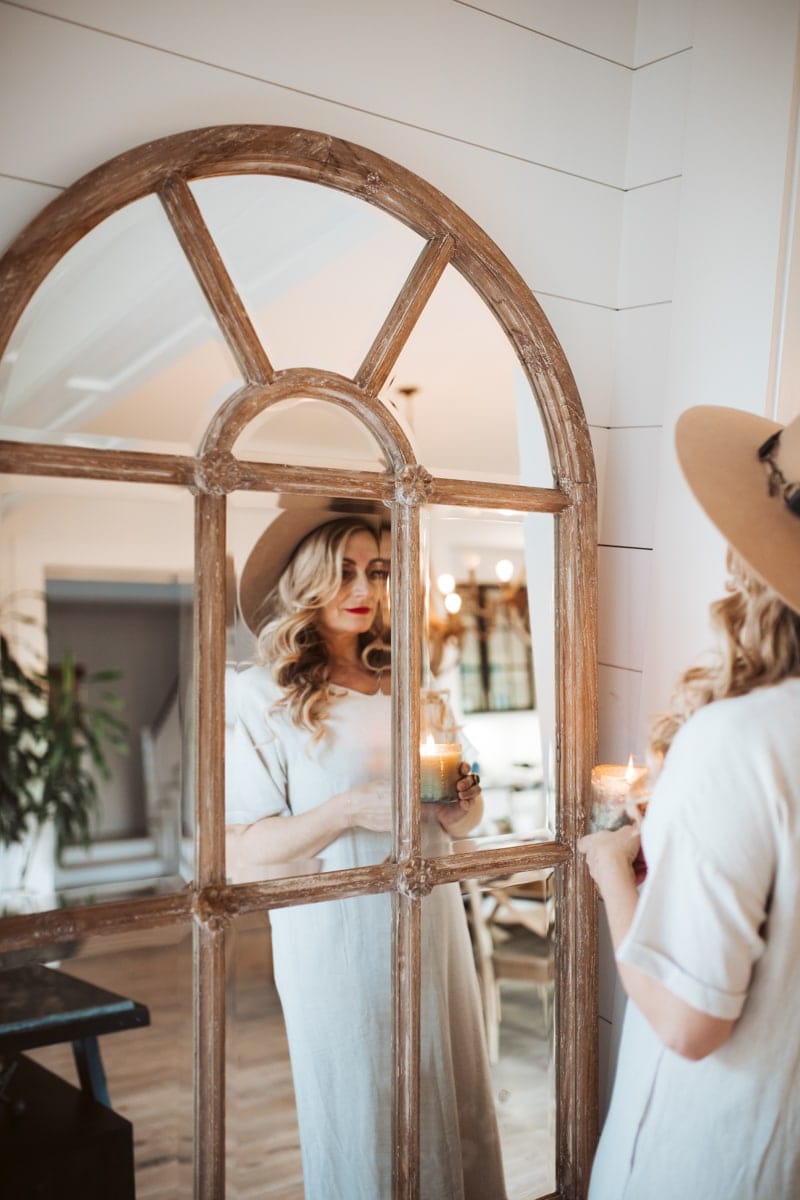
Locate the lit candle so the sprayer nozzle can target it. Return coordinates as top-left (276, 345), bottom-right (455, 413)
top-left (420, 734), bottom-right (462, 804)
top-left (589, 755), bottom-right (648, 832)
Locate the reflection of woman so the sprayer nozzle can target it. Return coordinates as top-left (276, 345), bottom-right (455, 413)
top-left (226, 508), bottom-right (506, 1200)
top-left (580, 407), bottom-right (800, 1199)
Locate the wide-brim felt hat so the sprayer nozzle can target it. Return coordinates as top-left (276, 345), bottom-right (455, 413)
top-left (675, 405), bottom-right (800, 615)
top-left (239, 497), bottom-right (387, 635)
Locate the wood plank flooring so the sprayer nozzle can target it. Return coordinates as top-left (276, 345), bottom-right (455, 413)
top-left (24, 915), bottom-right (554, 1198)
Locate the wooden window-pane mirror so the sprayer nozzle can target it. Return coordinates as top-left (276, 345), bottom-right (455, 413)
top-left (0, 126), bottom-right (597, 1199)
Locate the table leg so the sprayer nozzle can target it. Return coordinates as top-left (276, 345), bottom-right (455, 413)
top-left (71, 1036), bottom-right (110, 1107)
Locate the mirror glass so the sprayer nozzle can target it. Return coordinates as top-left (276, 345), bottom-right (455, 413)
top-left (0, 924), bottom-right (193, 1197)
top-left (0, 194), bottom-right (242, 453)
top-left (226, 490), bottom-right (392, 885)
top-left (1, 158), bottom-right (561, 1191)
top-left (0, 474), bottom-right (195, 914)
top-left (226, 898), bottom-right (391, 1197)
top-left (458, 869), bottom-right (557, 1198)
top-left (234, 397), bottom-right (386, 471)
top-left (425, 506), bottom-right (555, 852)
top-left (191, 175), bottom-right (425, 380)
top-left (385, 263), bottom-right (552, 486)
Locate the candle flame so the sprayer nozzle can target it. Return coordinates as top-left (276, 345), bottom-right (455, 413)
top-left (625, 754), bottom-right (636, 784)
top-left (425, 734), bottom-right (436, 750)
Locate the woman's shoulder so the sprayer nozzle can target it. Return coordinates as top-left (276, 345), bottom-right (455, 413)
top-left (229, 661), bottom-right (283, 720)
top-left (671, 676), bottom-right (800, 774)
top-left (690, 675), bottom-right (800, 733)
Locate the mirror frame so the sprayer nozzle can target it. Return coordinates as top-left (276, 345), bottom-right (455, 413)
top-left (0, 125), bottom-right (598, 1200)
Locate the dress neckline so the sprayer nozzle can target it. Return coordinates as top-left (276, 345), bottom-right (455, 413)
top-left (332, 673), bottom-right (391, 697)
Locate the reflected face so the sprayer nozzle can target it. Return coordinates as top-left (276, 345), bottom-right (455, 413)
top-left (317, 530), bottom-right (388, 639)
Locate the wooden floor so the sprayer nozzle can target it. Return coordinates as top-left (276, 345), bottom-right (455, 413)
top-left (26, 915), bottom-right (554, 1199)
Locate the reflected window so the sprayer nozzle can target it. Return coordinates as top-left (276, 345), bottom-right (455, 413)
top-left (0, 194), bottom-right (242, 453)
top-left (454, 581), bottom-right (535, 715)
top-left (191, 175), bottom-right (424, 380)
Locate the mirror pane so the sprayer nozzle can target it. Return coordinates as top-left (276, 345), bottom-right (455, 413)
top-left (235, 395), bottom-right (387, 472)
top-left (0, 475), bottom-right (194, 915)
top-left (456, 870), bottom-right (557, 1198)
top-left (226, 898), bottom-right (391, 1198)
top-left (424, 506), bottom-right (555, 852)
top-left (0, 194), bottom-right (242, 453)
top-left (380, 265), bottom-right (553, 487)
top-left (226, 492), bottom-right (392, 884)
top-left (0, 924), bottom-right (193, 1198)
top-left (191, 175), bottom-right (425, 380)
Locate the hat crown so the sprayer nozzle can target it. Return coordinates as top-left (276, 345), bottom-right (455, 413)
top-left (675, 404), bottom-right (800, 616)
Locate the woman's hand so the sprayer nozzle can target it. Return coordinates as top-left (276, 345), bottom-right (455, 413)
top-left (435, 762), bottom-right (483, 835)
top-left (578, 825), bottom-right (641, 892)
top-left (342, 781), bottom-right (393, 833)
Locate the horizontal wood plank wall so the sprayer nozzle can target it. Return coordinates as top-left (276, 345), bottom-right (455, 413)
top-left (0, 3), bottom-right (637, 1193)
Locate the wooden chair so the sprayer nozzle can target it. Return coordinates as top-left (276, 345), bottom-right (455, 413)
top-left (464, 870), bottom-right (555, 1063)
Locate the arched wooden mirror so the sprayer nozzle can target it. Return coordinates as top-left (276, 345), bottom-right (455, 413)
top-left (0, 126), bottom-right (597, 1200)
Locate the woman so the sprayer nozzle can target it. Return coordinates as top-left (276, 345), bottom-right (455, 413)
top-left (226, 506), bottom-right (506, 1200)
top-left (579, 406), bottom-right (800, 1199)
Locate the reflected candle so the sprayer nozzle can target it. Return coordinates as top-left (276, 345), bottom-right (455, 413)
top-left (420, 735), bottom-right (462, 804)
top-left (590, 756), bottom-right (648, 832)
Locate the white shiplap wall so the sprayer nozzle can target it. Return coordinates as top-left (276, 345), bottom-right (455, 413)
top-left (2, 0), bottom-right (799, 1120)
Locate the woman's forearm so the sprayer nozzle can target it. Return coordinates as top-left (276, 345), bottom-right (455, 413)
top-left (226, 793), bottom-right (348, 880)
top-left (585, 834), bottom-right (735, 1061)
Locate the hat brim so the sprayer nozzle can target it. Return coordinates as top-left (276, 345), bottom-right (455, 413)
top-left (238, 498), bottom-right (386, 635)
top-left (675, 405), bottom-right (800, 615)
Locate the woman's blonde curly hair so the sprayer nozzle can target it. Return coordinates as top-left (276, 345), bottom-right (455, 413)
top-left (256, 517), bottom-right (390, 739)
top-left (649, 547), bottom-right (800, 764)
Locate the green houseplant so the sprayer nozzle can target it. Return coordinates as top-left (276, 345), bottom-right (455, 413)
top-left (0, 633), bottom-right (129, 875)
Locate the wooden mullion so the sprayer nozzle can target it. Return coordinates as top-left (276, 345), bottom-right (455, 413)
top-left (0, 439), bottom-right (195, 485)
top-left (193, 491), bottom-right (228, 1200)
top-left (392, 499), bottom-right (422, 1200)
top-left (233, 460), bottom-right (395, 500)
top-left (159, 176), bottom-right (274, 386)
top-left (231, 460), bottom-right (569, 515)
top-left (0, 891), bottom-right (192, 955)
top-left (356, 235), bottom-right (454, 396)
top-left (426, 477), bottom-right (569, 513)
top-left (394, 892), bottom-right (421, 1199)
top-left (423, 839), bottom-right (569, 885)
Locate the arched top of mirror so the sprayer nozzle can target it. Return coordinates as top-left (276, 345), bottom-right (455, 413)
top-left (0, 125), bottom-right (594, 494)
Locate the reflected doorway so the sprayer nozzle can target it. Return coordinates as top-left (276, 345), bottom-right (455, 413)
top-left (46, 580), bottom-right (194, 903)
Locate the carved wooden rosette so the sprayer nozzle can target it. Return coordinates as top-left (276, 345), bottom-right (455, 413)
top-left (0, 125), bottom-right (598, 1200)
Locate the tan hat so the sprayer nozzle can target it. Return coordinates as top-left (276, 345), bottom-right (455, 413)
top-left (675, 405), bottom-right (800, 615)
top-left (238, 497), bottom-right (387, 635)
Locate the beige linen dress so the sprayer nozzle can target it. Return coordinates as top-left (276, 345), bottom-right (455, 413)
top-left (226, 664), bottom-right (506, 1200)
top-left (590, 677), bottom-right (800, 1200)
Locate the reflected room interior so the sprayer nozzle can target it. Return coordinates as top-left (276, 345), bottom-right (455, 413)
top-left (1, 168), bottom-right (564, 1198)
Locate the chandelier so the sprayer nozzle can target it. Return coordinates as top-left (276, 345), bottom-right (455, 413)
top-left (428, 557), bottom-right (531, 680)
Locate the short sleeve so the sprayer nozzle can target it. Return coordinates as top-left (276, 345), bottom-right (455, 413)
top-left (225, 665), bottom-right (290, 825)
top-left (616, 699), bottom-right (775, 1021)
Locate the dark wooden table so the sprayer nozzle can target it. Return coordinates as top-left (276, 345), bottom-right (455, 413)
top-left (0, 962), bottom-right (150, 1105)
top-left (0, 963), bottom-right (151, 1198)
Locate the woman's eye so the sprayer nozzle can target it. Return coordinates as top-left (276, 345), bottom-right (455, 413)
top-left (370, 568), bottom-right (389, 581)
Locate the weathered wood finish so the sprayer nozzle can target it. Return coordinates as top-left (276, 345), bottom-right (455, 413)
top-left (0, 438), bottom-right (570, 516)
top-left (192, 492), bottom-right (229, 1199)
top-left (355, 234), bottom-right (454, 396)
top-left (159, 176), bottom-right (274, 385)
top-left (200, 369), bottom-right (416, 470)
top-left (391, 498), bottom-right (424, 1199)
top-left (0, 125), bottom-right (598, 1200)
